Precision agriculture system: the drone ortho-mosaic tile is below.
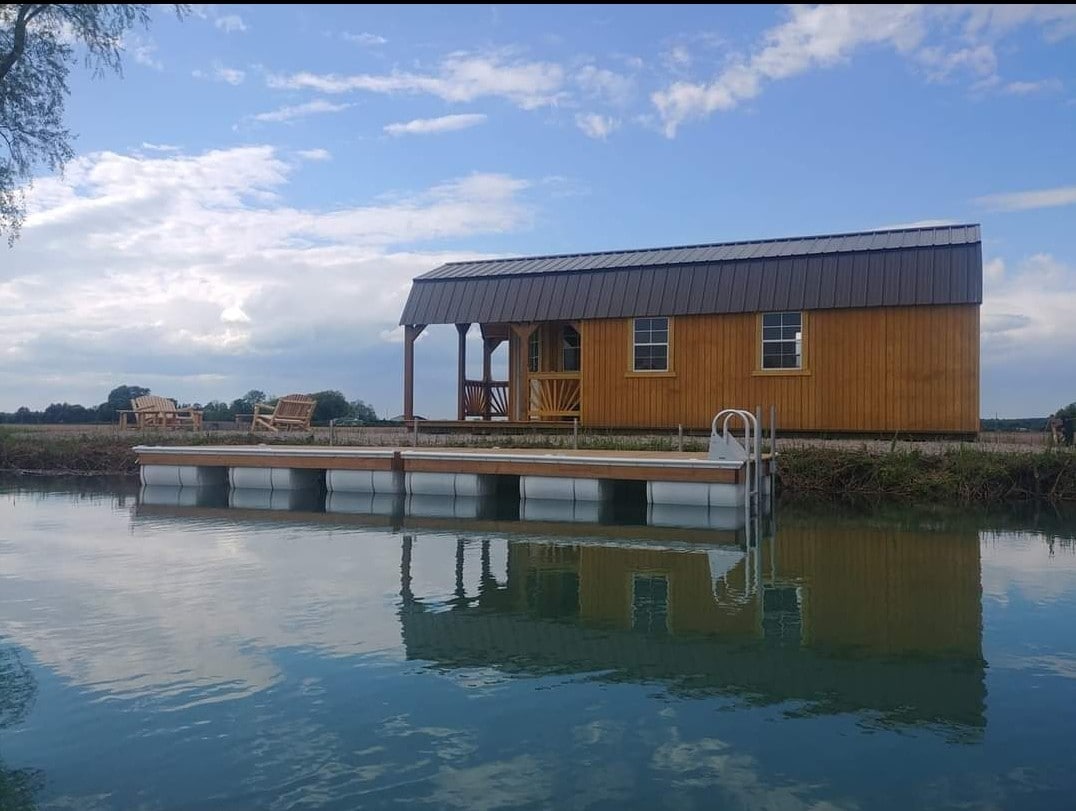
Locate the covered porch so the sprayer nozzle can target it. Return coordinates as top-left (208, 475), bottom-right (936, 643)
top-left (403, 321), bottom-right (581, 422)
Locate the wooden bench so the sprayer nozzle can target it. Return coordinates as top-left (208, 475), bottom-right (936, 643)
top-left (250, 394), bottom-right (317, 433)
top-left (119, 395), bottom-right (203, 430)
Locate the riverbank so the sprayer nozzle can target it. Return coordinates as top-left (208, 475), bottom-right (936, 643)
top-left (2, 427), bottom-right (1073, 503)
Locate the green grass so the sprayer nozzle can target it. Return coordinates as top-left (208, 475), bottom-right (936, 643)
top-left (776, 445), bottom-right (1076, 503)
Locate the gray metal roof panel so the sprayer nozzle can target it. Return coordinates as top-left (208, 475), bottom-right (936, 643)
top-left (416, 224), bottom-right (981, 281)
top-left (400, 226), bottom-right (983, 324)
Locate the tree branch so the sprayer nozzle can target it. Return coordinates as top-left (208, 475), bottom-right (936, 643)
top-left (0, 5), bottom-right (45, 83)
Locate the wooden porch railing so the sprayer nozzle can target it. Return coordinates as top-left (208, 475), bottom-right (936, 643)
top-left (463, 379), bottom-right (509, 419)
top-left (529, 372), bottom-right (581, 419)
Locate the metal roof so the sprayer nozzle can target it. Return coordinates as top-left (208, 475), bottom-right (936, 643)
top-left (400, 224), bottom-right (982, 325)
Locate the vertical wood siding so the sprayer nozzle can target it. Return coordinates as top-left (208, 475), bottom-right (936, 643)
top-left (576, 304), bottom-right (979, 432)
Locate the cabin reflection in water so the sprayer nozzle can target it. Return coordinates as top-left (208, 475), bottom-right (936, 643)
top-left (400, 521), bottom-right (985, 736)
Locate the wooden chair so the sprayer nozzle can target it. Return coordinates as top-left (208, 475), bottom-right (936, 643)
top-left (251, 394), bottom-right (317, 433)
top-left (119, 395), bottom-right (203, 430)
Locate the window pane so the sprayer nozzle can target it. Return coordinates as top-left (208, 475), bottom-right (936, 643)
top-left (782, 326), bottom-right (800, 340)
top-left (651, 330), bottom-right (668, 344)
top-left (763, 326), bottom-right (781, 341)
top-left (634, 346), bottom-right (650, 370)
top-left (652, 347), bottom-right (668, 371)
top-left (762, 313), bottom-right (781, 327)
top-left (528, 331), bottom-right (540, 373)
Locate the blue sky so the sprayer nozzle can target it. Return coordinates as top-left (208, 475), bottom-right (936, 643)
top-left (3, 4), bottom-right (1075, 418)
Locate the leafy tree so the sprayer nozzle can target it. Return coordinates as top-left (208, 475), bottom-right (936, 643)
top-left (97, 383), bottom-right (150, 422)
top-left (1057, 401), bottom-right (1076, 446)
top-left (42, 402), bottom-right (94, 423)
top-left (308, 390), bottom-right (350, 424)
top-left (230, 390), bottom-right (267, 416)
top-left (201, 399), bottom-right (234, 422)
top-left (349, 399), bottom-right (378, 423)
top-left (0, 4), bottom-right (188, 243)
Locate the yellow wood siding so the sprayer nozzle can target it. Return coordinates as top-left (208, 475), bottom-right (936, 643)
top-left (578, 304), bottom-right (979, 433)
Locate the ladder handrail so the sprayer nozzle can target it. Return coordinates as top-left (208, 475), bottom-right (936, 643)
top-left (711, 409), bottom-right (758, 474)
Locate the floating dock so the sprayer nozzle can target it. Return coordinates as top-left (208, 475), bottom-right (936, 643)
top-left (134, 445), bottom-right (773, 510)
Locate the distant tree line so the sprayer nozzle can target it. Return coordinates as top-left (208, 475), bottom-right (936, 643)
top-left (981, 402), bottom-right (1074, 434)
top-left (0, 385), bottom-right (382, 426)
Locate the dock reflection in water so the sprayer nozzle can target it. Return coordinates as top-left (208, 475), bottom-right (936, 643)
top-left (136, 484), bottom-right (985, 737)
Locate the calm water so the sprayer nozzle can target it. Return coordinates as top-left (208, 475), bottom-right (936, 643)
top-left (1, 480), bottom-right (1075, 810)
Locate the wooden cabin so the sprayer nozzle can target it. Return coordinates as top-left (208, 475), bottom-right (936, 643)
top-left (399, 224), bottom-right (982, 434)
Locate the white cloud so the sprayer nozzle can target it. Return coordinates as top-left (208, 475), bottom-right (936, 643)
top-left (383, 113), bottom-right (488, 137)
top-left (268, 51), bottom-right (566, 110)
top-left (664, 44), bottom-right (692, 69)
top-left (129, 37), bottom-right (163, 70)
top-left (253, 99), bottom-right (351, 123)
top-left (975, 185), bottom-right (1076, 212)
top-left (220, 305), bottom-right (250, 323)
top-left (874, 218), bottom-right (959, 230)
top-left (2, 147), bottom-right (533, 412)
top-left (984, 257), bottom-right (1005, 283)
top-left (1002, 77), bottom-right (1063, 94)
top-left (193, 60), bottom-right (246, 85)
top-left (982, 253), bottom-right (1076, 362)
top-left (651, 4), bottom-right (1076, 136)
top-left (296, 148), bottom-right (331, 161)
top-left (574, 113), bottom-right (620, 140)
top-left (343, 31), bottom-right (387, 46)
top-left (575, 65), bottom-right (635, 106)
top-left (141, 142), bottom-right (181, 153)
top-left (215, 14), bottom-right (247, 33)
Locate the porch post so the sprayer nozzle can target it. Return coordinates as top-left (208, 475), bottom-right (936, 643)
top-left (482, 338), bottom-right (494, 420)
top-left (509, 323), bottom-right (538, 422)
top-left (403, 324), bottom-right (426, 422)
top-left (456, 323), bottom-right (470, 421)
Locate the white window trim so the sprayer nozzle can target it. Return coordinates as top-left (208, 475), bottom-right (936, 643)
top-left (760, 311), bottom-right (803, 371)
top-left (632, 317), bottom-right (670, 373)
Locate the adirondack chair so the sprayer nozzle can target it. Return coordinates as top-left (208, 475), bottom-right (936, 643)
top-left (250, 394), bottom-right (317, 433)
top-left (120, 395), bottom-right (203, 429)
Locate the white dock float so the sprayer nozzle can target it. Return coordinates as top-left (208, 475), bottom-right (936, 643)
top-left (141, 465), bottom-right (228, 488)
top-left (133, 445), bottom-right (770, 509)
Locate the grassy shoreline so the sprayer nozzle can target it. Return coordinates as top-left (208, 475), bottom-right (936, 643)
top-left (2, 427), bottom-right (1073, 503)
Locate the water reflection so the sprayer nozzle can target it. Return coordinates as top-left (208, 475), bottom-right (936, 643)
top-left (0, 645), bottom-right (42, 811)
top-left (3, 479), bottom-right (1075, 809)
top-left (398, 524), bottom-right (985, 736)
top-left (125, 486), bottom-right (990, 735)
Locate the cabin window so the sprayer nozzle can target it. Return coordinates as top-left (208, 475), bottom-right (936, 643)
top-left (633, 317), bottom-right (669, 372)
top-left (761, 312), bottom-right (803, 370)
top-left (562, 325), bottom-right (580, 372)
top-left (528, 330), bottom-right (540, 373)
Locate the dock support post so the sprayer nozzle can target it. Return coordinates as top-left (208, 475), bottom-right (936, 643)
top-left (572, 418), bottom-right (578, 449)
top-left (456, 323), bottom-right (470, 421)
top-left (403, 324), bottom-right (426, 422)
top-left (678, 424), bottom-right (684, 452)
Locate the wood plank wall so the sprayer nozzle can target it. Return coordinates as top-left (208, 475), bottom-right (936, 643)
top-left (577, 304), bottom-right (979, 432)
